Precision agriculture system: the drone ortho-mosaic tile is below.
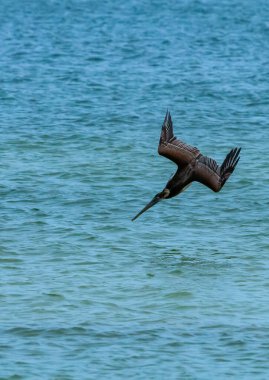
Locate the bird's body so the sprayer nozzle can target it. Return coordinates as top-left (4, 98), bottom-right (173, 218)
top-left (132, 111), bottom-right (241, 221)
top-left (164, 165), bottom-right (193, 198)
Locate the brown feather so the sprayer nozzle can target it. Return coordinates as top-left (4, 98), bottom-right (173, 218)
top-left (158, 111), bottom-right (200, 166)
top-left (194, 148), bottom-right (241, 192)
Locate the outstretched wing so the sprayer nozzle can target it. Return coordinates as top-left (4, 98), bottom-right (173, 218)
top-left (194, 148), bottom-right (241, 192)
top-left (219, 147), bottom-right (241, 187)
top-left (158, 111), bottom-right (200, 167)
top-left (194, 155), bottom-right (221, 192)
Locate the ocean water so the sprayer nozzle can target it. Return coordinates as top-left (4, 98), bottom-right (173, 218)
top-left (0, 0), bottom-right (269, 378)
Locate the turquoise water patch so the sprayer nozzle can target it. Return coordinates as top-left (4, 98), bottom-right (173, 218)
top-left (1, 0), bottom-right (269, 378)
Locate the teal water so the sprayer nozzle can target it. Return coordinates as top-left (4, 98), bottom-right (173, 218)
top-left (1, 0), bottom-right (269, 379)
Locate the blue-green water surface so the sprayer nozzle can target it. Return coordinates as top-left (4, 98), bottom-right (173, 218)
top-left (1, 0), bottom-right (269, 379)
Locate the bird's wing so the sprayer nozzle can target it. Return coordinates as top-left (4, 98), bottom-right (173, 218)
top-left (193, 155), bottom-right (221, 192)
top-left (218, 147), bottom-right (241, 187)
top-left (158, 111), bottom-right (201, 166)
top-left (194, 148), bottom-right (241, 192)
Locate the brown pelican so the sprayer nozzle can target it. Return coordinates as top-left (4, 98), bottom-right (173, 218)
top-left (132, 111), bottom-right (241, 221)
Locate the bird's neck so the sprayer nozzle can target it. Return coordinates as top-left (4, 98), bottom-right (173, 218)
top-left (160, 188), bottom-right (170, 198)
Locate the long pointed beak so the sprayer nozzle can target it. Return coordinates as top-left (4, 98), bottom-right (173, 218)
top-left (132, 196), bottom-right (161, 221)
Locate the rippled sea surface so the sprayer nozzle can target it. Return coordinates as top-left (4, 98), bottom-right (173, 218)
top-left (1, 0), bottom-right (269, 378)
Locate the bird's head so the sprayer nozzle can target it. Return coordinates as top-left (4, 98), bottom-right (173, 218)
top-left (132, 188), bottom-right (170, 221)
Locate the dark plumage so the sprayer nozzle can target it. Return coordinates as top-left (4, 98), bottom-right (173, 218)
top-left (132, 111), bottom-right (241, 221)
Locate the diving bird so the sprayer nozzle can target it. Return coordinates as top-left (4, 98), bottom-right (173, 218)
top-left (132, 111), bottom-right (241, 221)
